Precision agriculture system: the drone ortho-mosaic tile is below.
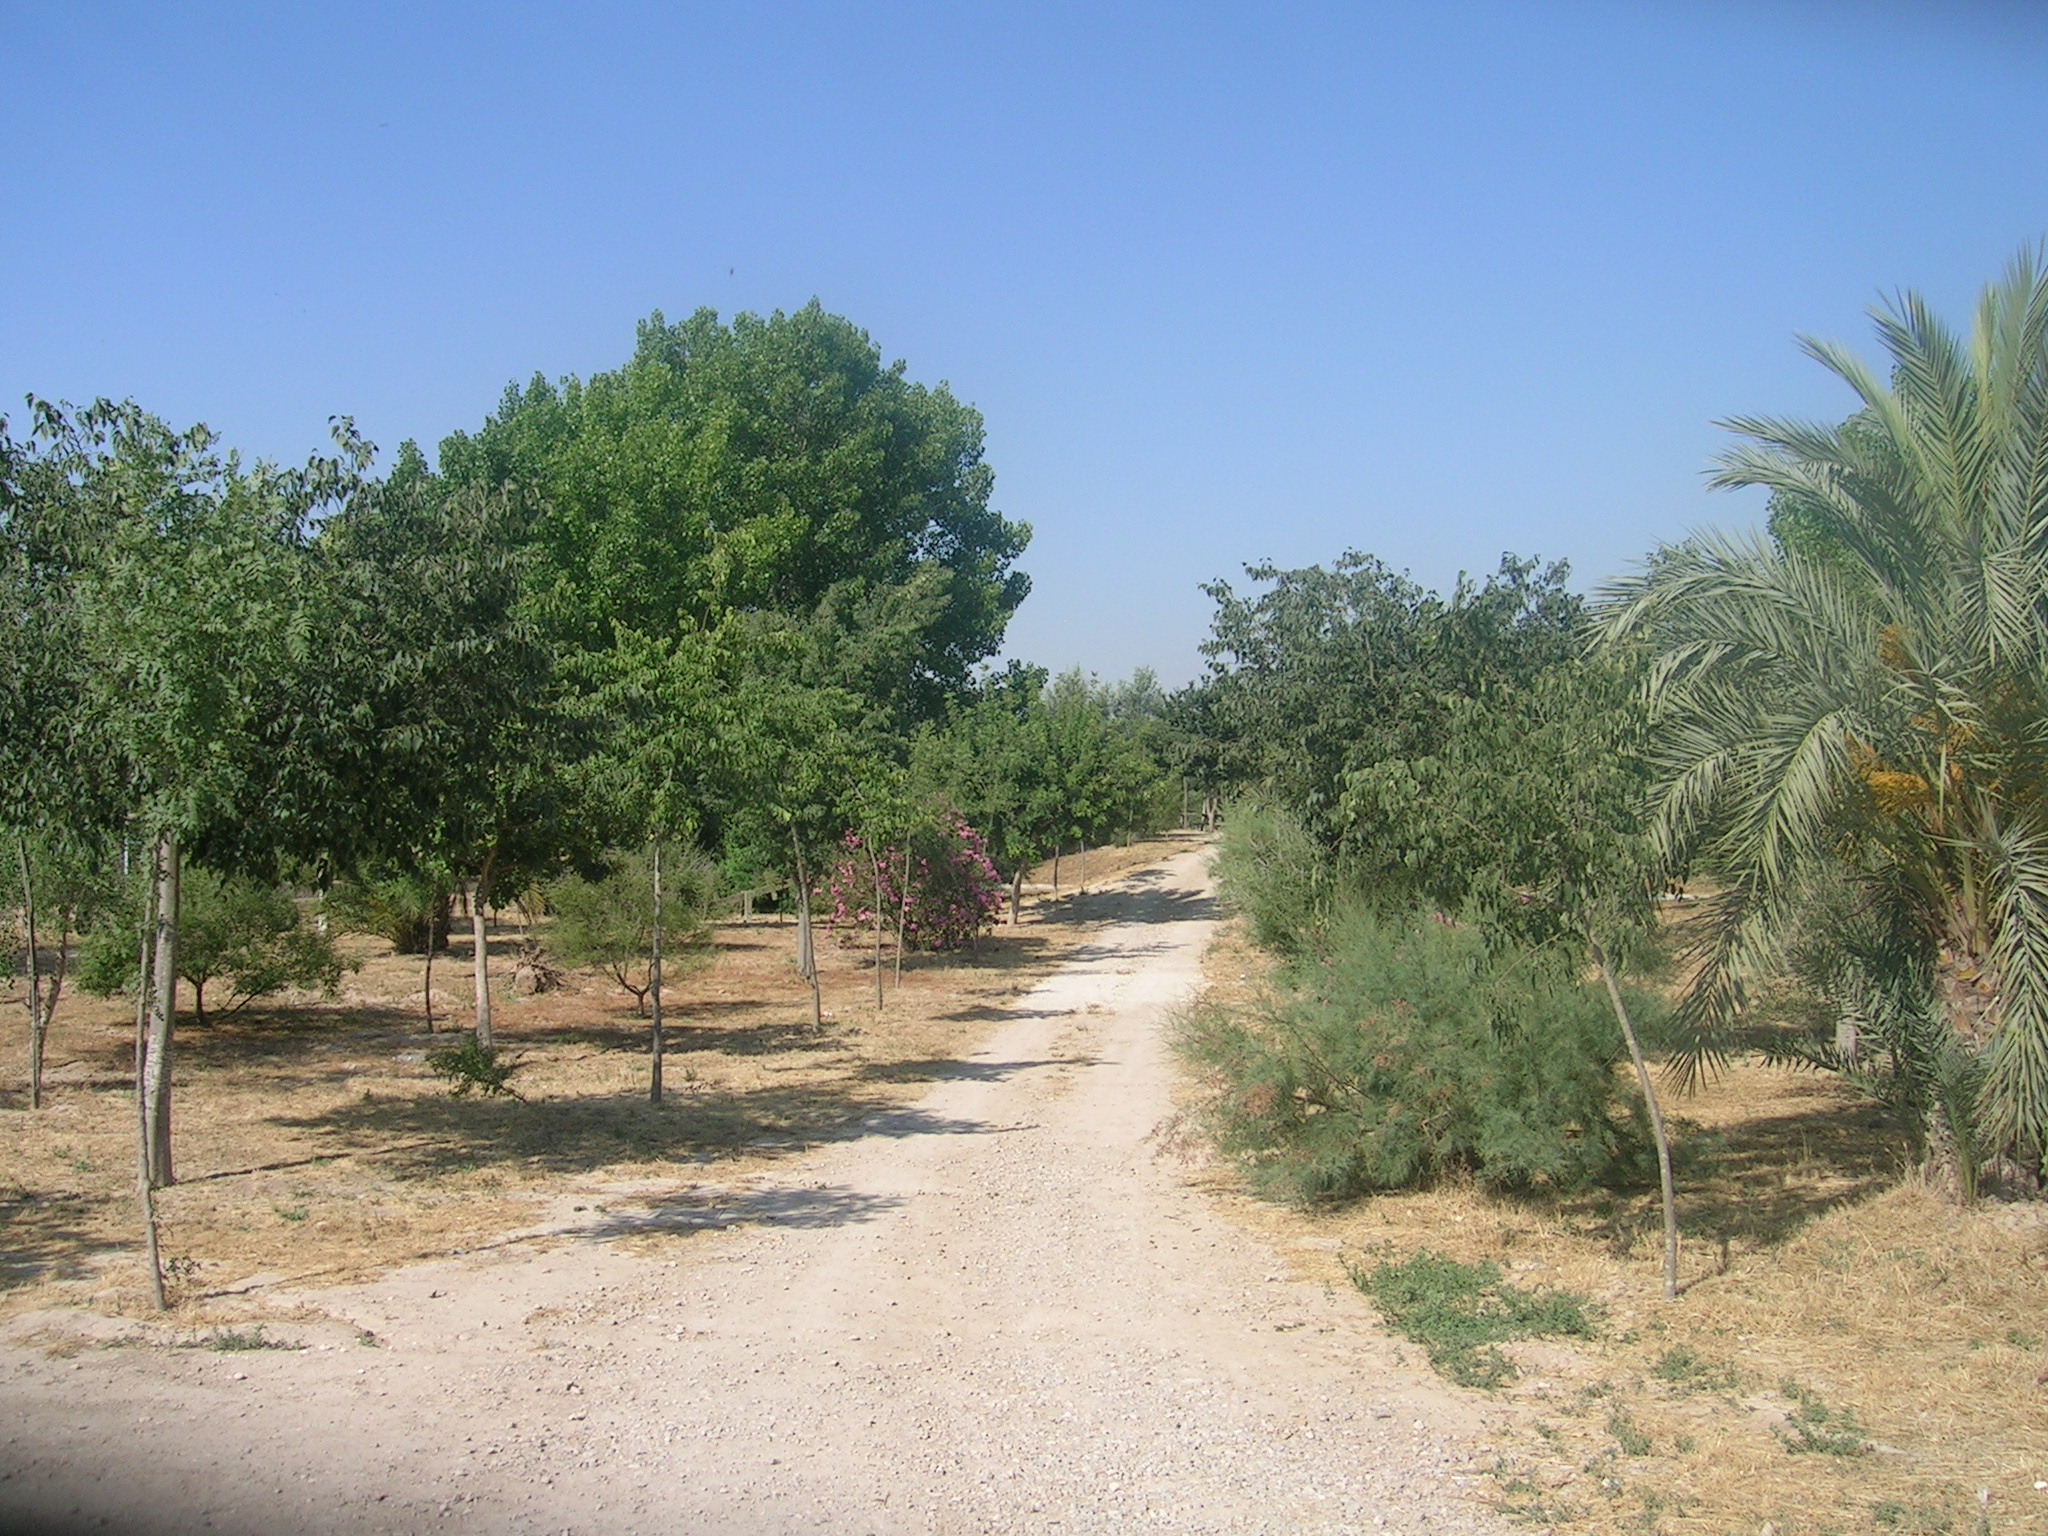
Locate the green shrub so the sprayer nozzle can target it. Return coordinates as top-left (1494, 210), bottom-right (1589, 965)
top-left (545, 845), bottom-right (718, 1014)
top-left (1212, 800), bottom-right (1336, 956)
top-left (1179, 900), bottom-right (1648, 1200)
top-left (1349, 1249), bottom-right (1596, 1389)
top-left (79, 869), bottom-right (349, 1022)
top-left (425, 1034), bottom-right (526, 1100)
top-left (323, 866), bottom-right (452, 954)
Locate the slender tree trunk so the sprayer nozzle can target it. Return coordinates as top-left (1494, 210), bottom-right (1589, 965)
top-left (19, 836), bottom-right (44, 1110)
top-left (1051, 845), bottom-right (1060, 893)
top-left (471, 852), bottom-right (496, 1049)
top-left (1594, 944), bottom-right (1678, 1299)
top-left (1079, 838), bottom-right (1088, 894)
top-left (1182, 779), bottom-right (1189, 830)
top-left (1009, 863), bottom-right (1024, 930)
top-left (872, 846), bottom-right (886, 1012)
top-left (133, 856), bottom-right (164, 1311)
top-left (143, 828), bottom-right (180, 1189)
top-left (792, 832), bottom-right (821, 1032)
top-left (422, 935), bottom-right (435, 1034)
top-left (894, 844), bottom-right (909, 989)
top-left (49, 905), bottom-right (69, 1048)
top-left (650, 839), bottom-right (665, 1105)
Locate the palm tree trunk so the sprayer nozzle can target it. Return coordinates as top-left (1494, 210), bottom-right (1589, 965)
top-left (1594, 943), bottom-right (1677, 1298)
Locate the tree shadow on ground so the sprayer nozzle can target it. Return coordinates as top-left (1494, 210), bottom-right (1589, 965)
top-left (1546, 1075), bottom-right (1904, 1262)
top-left (492, 1010), bottom-right (839, 1060)
top-left (858, 1055), bottom-right (1098, 1085)
top-left (0, 1186), bottom-right (122, 1293)
top-left (572, 1182), bottom-right (907, 1240)
top-left (1037, 881), bottom-right (1219, 928)
top-left (265, 1068), bottom-right (1009, 1182)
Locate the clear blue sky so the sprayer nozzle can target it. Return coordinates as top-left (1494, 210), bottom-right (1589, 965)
top-left (7, 1), bottom-right (2047, 685)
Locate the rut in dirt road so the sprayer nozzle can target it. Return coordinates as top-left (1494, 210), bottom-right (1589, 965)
top-left (0, 849), bottom-right (1505, 1536)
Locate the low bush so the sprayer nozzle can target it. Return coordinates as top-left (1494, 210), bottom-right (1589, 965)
top-left (546, 844), bottom-right (718, 1014)
top-left (1178, 900), bottom-right (1650, 1200)
top-left (79, 869), bottom-right (349, 1022)
top-left (425, 1034), bottom-right (526, 1100)
top-left (323, 867), bottom-right (452, 955)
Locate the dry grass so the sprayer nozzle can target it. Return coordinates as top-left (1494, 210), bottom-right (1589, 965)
top-left (1185, 918), bottom-right (2048, 1536)
top-left (0, 833), bottom-right (1201, 1321)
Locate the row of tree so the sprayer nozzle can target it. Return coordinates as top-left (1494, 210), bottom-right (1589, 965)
top-left (1177, 250), bottom-right (2048, 1272)
top-left (1, 305), bottom-right (1184, 1230)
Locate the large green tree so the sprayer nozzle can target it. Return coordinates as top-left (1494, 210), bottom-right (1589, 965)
top-left (437, 302), bottom-right (1031, 723)
top-left (0, 408), bottom-right (120, 1109)
top-left (1597, 249), bottom-right (2048, 1189)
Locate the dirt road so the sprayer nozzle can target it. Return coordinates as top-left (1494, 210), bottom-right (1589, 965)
top-left (1, 849), bottom-right (1502, 1535)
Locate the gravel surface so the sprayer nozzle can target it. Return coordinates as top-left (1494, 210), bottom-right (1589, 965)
top-left (0, 850), bottom-right (1508, 1536)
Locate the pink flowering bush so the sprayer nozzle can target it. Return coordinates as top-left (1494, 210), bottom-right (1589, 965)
top-left (822, 813), bottom-right (1005, 952)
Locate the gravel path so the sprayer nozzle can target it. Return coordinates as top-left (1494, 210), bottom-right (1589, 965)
top-left (0, 849), bottom-right (1506, 1536)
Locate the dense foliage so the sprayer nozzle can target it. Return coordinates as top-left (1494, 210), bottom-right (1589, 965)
top-left (1599, 251), bottom-right (2048, 1187)
top-left (1181, 901), bottom-right (1646, 1201)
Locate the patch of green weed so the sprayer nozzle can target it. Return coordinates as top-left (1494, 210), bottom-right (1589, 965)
top-left (1650, 1344), bottom-right (1741, 1393)
top-left (177, 1326), bottom-right (294, 1353)
top-left (1775, 1378), bottom-right (1868, 1456)
top-left (1607, 1405), bottom-right (1653, 1457)
top-left (1348, 1249), bottom-right (1597, 1389)
top-left (1871, 1497), bottom-right (1957, 1533)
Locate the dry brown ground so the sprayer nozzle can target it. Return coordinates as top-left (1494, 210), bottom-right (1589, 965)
top-left (0, 833), bottom-right (1200, 1322)
top-left (1182, 917), bottom-right (2048, 1536)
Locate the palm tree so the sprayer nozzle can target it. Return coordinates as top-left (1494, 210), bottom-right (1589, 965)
top-left (1598, 249), bottom-right (2048, 1194)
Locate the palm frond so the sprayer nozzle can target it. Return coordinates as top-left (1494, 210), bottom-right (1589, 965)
top-left (1977, 815), bottom-right (2048, 1153)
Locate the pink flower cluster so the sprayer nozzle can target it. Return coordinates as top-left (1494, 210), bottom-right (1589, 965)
top-left (820, 815), bottom-right (1005, 952)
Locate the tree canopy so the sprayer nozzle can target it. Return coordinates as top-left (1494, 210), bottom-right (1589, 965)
top-left (437, 302), bottom-right (1031, 723)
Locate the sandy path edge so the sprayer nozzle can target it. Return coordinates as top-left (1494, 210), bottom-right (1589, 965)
top-left (0, 849), bottom-right (1506, 1536)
